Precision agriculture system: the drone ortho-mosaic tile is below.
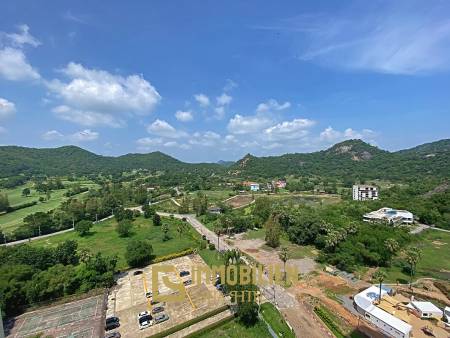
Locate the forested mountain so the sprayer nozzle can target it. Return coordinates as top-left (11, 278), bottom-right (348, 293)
top-left (229, 139), bottom-right (450, 181)
top-left (0, 139), bottom-right (449, 180)
top-left (0, 145), bottom-right (223, 177)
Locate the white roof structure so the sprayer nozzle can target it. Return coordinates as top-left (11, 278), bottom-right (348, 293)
top-left (363, 207), bottom-right (413, 223)
top-left (411, 301), bottom-right (443, 315)
top-left (354, 286), bottom-right (412, 336)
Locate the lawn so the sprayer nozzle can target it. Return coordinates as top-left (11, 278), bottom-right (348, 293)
top-left (189, 190), bottom-right (236, 204)
top-left (199, 248), bottom-right (224, 267)
top-left (153, 199), bottom-right (180, 213)
top-left (192, 319), bottom-right (271, 338)
top-left (382, 229), bottom-right (450, 282)
top-left (0, 179), bottom-right (99, 234)
top-left (259, 302), bottom-right (295, 338)
top-left (32, 215), bottom-right (201, 270)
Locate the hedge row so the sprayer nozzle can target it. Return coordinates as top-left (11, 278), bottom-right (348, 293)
top-left (185, 314), bottom-right (235, 338)
top-left (147, 305), bottom-right (229, 338)
top-left (152, 248), bottom-right (195, 263)
top-left (5, 200), bottom-right (38, 213)
top-left (314, 306), bottom-right (345, 338)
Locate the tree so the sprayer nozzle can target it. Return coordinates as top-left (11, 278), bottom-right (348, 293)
top-left (178, 195), bottom-right (190, 214)
top-left (162, 223), bottom-right (170, 241)
top-left (237, 301), bottom-right (259, 326)
top-left (75, 220), bottom-right (92, 237)
top-left (265, 214), bottom-right (281, 248)
top-left (253, 197), bottom-right (272, 224)
top-left (153, 213), bottom-right (162, 226)
top-left (116, 220), bottom-right (133, 237)
top-left (279, 247), bottom-right (289, 282)
top-left (214, 224), bottom-right (222, 251)
top-left (142, 204), bottom-right (155, 218)
top-left (125, 240), bottom-right (153, 267)
top-left (404, 247), bottom-right (422, 286)
top-left (0, 193), bottom-right (10, 212)
top-left (384, 238), bottom-right (400, 255)
top-left (193, 192), bottom-right (208, 216)
top-left (372, 270), bottom-right (387, 303)
top-left (22, 188), bottom-right (31, 197)
top-left (54, 240), bottom-right (79, 265)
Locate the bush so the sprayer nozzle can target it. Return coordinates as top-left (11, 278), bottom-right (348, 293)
top-left (153, 248), bottom-right (195, 263)
top-left (5, 201), bottom-right (37, 213)
top-left (75, 220), bottom-right (92, 236)
top-left (116, 220), bottom-right (133, 237)
top-left (153, 213), bottom-right (162, 226)
top-left (208, 243), bottom-right (215, 250)
top-left (125, 240), bottom-right (153, 267)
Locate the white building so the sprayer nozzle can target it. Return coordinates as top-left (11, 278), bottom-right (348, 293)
top-left (354, 285), bottom-right (412, 338)
top-left (250, 183), bottom-right (260, 192)
top-left (353, 185), bottom-right (378, 201)
top-left (411, 301), bottom-right (443, 319)
top-left (363, 208), bottom-right (414, 225)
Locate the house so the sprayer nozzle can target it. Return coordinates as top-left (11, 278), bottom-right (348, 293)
top-left (250, 183), bottom-right (260, 192)
top-left (276, 179), bottom-right (287, 189)
top-left (354, 285), bottom-right (412, 338)
top-left (207, 207), bottom-right (222, 215)
top-left (411, 301), bottom-right (443, 319)
top-left (363, 208), bottom-right (414, 225)
top-left (353, 185), bottom-right (378, 201)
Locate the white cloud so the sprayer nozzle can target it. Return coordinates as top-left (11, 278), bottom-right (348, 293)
top-left (264, 118), bottom-right (315, 140)
top-left (42, 130), bottom-right (64, 141)
top-left (227, 114), bottom-right (273, 134)
top-left (319, 126), bottom-right (376, 143)
top-left (216, 93), bottom-right (232, 106)
top-left (47, 62), bottom-right (161, 117)
top-left (42, 129), bottom-right (99, 142)
top-left (194, 93), bottom-right (210, 107)
top-left (136, 137), bottom-right (190, 151)
top-left (147, 119), bottom-right (188, 138)
top-left (0, 98), bottom-right (16, 119)
top-left (293, 4), bottom-right (450, 75)
top-left (175, 110), bottom-right (193, 122)
top-left (223, 79), bottom-right (238, 92)
top-left (256, 99), bottom-right (291, 113)
top-left (3, 24), bottom-right (41, 47)
top-left (189, 131), bottom-right (221, 147)
top-left (0, 47), bottom-right (40, 81)
top-left (52, 105), bottom-right (124, 128)
top-left (214, 106), bottom-right (225, 119)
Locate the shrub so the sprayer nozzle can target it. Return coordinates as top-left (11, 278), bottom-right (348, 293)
top-left (125, 240), bottom-right (153, 267)
top-left (208, 243), bottom-right (215, 250)
top-left (116, 220), bottom-right (133, 237)
top-left (75, 220), bottom-right (92, 237)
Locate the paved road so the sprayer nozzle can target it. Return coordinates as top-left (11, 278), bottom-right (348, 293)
top-left (1, 227), bottom-right (75, 246)
top-left (410, 223), bottom-right (450, 234)
top-left (156, 211), bottom-right (327, 338)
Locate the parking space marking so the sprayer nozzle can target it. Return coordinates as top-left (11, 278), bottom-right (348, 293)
top-left (142, 274), bottom-right (153, 311)
top-left (175, 269), bottom-right (196, 310)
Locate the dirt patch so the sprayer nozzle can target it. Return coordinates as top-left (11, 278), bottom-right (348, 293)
top-left (224, 195), bottom-right (254, 208)
top-left (246, 248), bottom-right (259, 253)
top-left (432, 240), bottom-right (446, 246)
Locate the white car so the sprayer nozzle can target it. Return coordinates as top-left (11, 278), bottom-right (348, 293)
top-left (139, 315), bottom-right (152, 330)
top-left (137, 310), bottom-right (151, 319)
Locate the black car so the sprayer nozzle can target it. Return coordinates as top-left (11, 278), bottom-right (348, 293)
top-left (183, 279), bottom-right (192, 286)
top-left (105, 317), bottom-right (120, 330)
top-left (179, 270), bottom-right (190, 277)
top-left (133, 270), bottom-right (143, 276)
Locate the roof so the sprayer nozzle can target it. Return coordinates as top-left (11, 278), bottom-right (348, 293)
top-left (354, 285), bottom-right (412, 335)
top-left (411, 301), bottom-right (443, 314)
top-left (364, 207), bottom-right (413, 220)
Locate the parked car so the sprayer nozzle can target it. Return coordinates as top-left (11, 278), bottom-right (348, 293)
top-left (137, 311), bottom-right (151, 319)
top-left (105, 317), bottom-right (120, 330)
top-left (183, 279), bottom-right (192, 286)
top-left (133, 270), bottom-right (143, 276)
top-left (145, 291), bottom-right (152, 298)
top-left (179, 270), bottom-right (190, 277)
top-left (105, 332), bottom-right (121, 338)
top-left (150, 299), bottom-right (159, 305)
top-left (138, 314), bottom-right (152, 330)
top-left (152, 306), bottom-right (164, 314)
top-left (154, 313), bottom-right (169, 324)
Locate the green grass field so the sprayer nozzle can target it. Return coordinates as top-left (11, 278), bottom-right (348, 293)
top-left (382, 229), bottom-right (450, 282)
top-left (260, 303), bottom-right (295, 338)
top-left (192, 319), bottom-right (271, 338)
top-left (32, 215), bottom-right (200, 269)
top-left (189, 190), bottom-right (236, 204)
top-left (0, 180), bottom-right (98, 234)
top-left (153, 199), bottom-right (180, 213)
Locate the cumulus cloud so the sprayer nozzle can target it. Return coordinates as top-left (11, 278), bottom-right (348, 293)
top-left (0, 47), bottom-right (40, 81)
top-left (47, 62), bottom-right (160, 117)
top-left (42, 129), bottom-right (99, 142)
top-left (147, 119), bottom-right (188, 138)
top-left (227, 114), bottom-right (273, 134)
top-left (189, 131), bottom-right (221, 147)
top-left (264, 118), bottom-right (315, 140)
top-left (0, 98), bottom-right (16, 119)
top-left (175, 110), bottom-right (193, 122)
top-left (52, 105), bottom-right (124, 128)
top-left (256, 99), bottom-right (291, 113)
top-left (194, 93), bottom-right (210, 107)
top-left (3, 24), bottom-right (41, 47)
top-left (216, 93), bottom-right (232, 106)
top-left (136, 137), bottom-right (190, 151)
top-left (319, 126), bottom-right (376, 143)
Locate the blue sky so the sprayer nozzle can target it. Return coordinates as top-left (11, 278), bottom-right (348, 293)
top-left (0, 0), bottom-right (449, 162)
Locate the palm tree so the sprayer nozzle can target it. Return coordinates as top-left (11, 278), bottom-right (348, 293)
top-left (279, 247), bottom-right (289, 283)
top-left (372, 270), bottom-right (387, 304)
top-left (214, 224), bottom-right (221, 252)
top-left (384, 238), bottom-right (400, 254)
top-left (405, 247), bottom-right (422, 287)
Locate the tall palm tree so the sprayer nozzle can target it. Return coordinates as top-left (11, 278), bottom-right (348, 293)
top-left (405, 247), bottom-right (422, 287)
top-left (279, 247), bottom-right (289, 283)
top-left (372, 270), bottom-right (387, 304)
top-left (384, 238), bottom-right (400, 254)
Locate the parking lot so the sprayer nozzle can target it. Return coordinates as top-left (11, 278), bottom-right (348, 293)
top-left (106, 254), bottom-right (228, 337)
top-left (6, 294), bottom-right (106, 338)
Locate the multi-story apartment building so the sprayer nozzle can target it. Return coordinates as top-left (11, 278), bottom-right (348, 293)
top-left (353, 185), bottom-right (378, 201)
